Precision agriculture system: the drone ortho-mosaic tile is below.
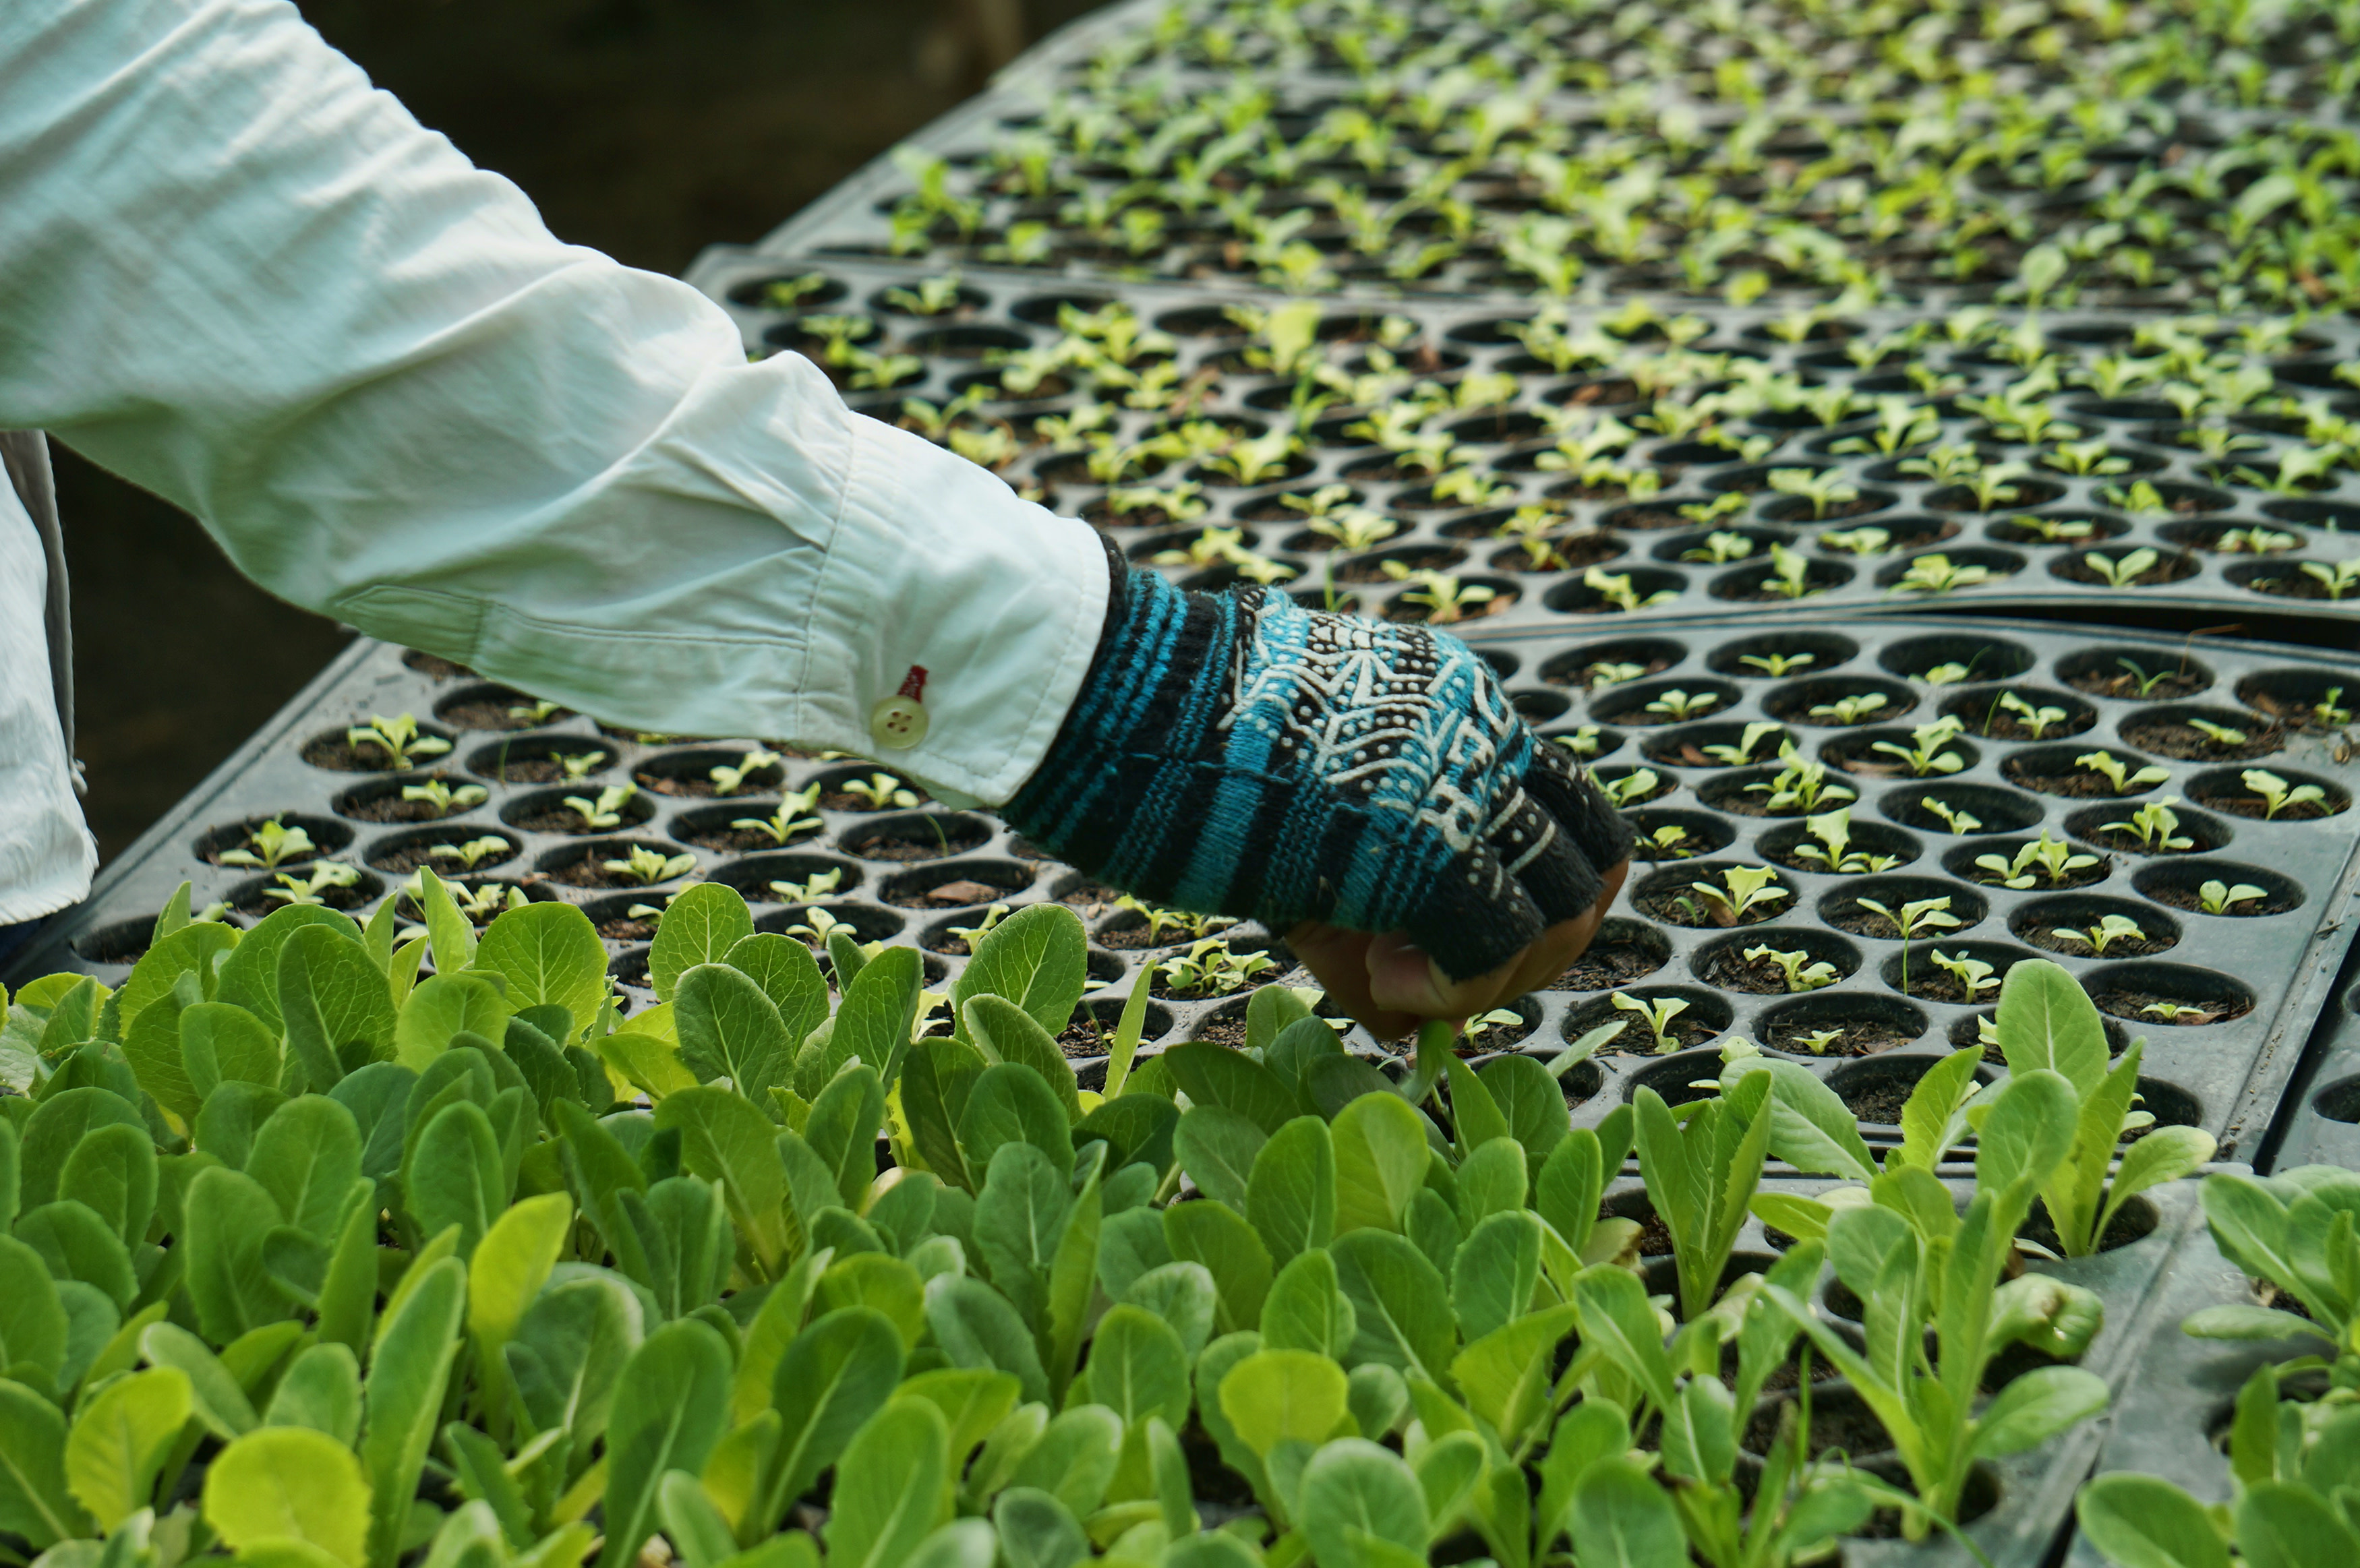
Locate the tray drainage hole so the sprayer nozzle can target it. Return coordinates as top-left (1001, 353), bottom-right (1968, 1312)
top-left (1827, 1052), bottom-right (1997, 1128)
top-left (2084, 962), bottom-right (2258, 1028)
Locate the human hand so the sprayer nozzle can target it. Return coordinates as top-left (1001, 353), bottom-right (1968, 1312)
top-left (1003, 564), bottom-right (1633, 1019)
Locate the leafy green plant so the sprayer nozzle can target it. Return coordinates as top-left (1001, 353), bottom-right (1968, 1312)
top-left (1644, 688), bottom-right (1721, 721)
top-left (1600, 766), bottom-right (1665, 807)
top-left (1156, 936), bottom-right (1276, 996)
top-left (347, 713), bottom-right (449, 769)
top-left (1869, 717), bottom-right (1968, 776)
top-left (430, 835), bottom-right (512, 872)
top-left (2082, 547), bottom-right (2163, 589)
top-left (1806, 690), bottom-right (1887, 724)
top-left (1974, 832), bottom-right (2100, 888)
top-left (732, 781), bottom-right (824, 846)
top-left (1688, 865), bottom-right (1791, 926)
top-left (2076, 750), bottom-right (2173, 795)
top-left (1919, 797), bottom-right (1983, 835)
top-left (1744, 944), bottom-right (1839, 993)
top-left (601, 845), bottom-right (697, 886)
top-left (2051, 913), bottom-right (2148, 955)
top-left (2097, 797), bottom-right (2195, 851)
top-left (1584, 566), bottom-right (1679, 611)
top-left (564, 783), bottom-right (639, 831)
top-left (1997, 692), bottom-right (2071, 737)
top-left (1746, 746), bottom-right (1855, 814)
top-left (1928, 949), bottom-right (2000, 1000)
top-left (1612, 990), bottom-right (1694, 1052)
top-left (1738, 651), bottom-right (1816, 677)
top-left (2245, 766), bottom-right (2328, 817)
top-left (2199, 878), bottom-right (2270, 913)
top-left (262, 862), bottom-right (362, 907)
top-left (217, 818), bottom-right (319, 869)
top-left (1890, 553), bottom-right (1995, 594)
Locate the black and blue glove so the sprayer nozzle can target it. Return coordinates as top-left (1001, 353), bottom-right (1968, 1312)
top-left (1004, 564), bottom-right (1631, 985)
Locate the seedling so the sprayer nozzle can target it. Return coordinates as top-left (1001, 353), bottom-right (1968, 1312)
top-left (1790, 806), bottom-right (1899, 874)
top-left (2100, 479), bottom-right (2174, 514)
top-left (1586, 661), bottom-right (1649, 688)
top-left (1689, 864), bottom-right (1790, 926)
top-left (1891, 553), bottom-right (1995, 593)
top-left (1680, 530), bottom-right (1757, 564)
top-left (1870, 717), bottom-right (1968, 776)
top-left (2098, 798), bottom-right (2195, 851)
top-left (2004, 513), bottom-right (2096, 542)
top-left (785, 905), bottom-right (866, 949)
top-left (1748, 746), bottom-right (1856, 812)
top-left (603, 845), bottom-right (696, 886)
top-left (1928, 949), bottom-right (2001, 998)
top-left (448, 881), bottom-right (527, 922)
top-left (1557, 725), bottom-right (1603, 758)
top-left (1114, 895), bottom-right (1236, 944)
top-left (506, 697), bottom-right (564, 725)
top-left (2141, 1000), bottom-right (2220, 1023)
top-left (2315, 687), bottom-right (2353, 726)
top-left (1920, 796), bottom-right (1984, 835)
top-left (2044, 438), bottom-right (2132, 477)
top-left (556, 749), bottom-right (608, 781)
top-left (1855, 894), bottom-right (1961, 942)
top-left (2112, 657), bottom-right (2178, 698)
top-left (761, 272), bottom-right (830, 309)
top-left (1997, 692), bottom-right (2071, 737)
top-left (563, 783), bottom-right (639, 831)
top-left (2082, 547), bottom-right (2162, 589)
top-left (1807, 690), bottom-right (1888, 724)
top-left (429, 836), bottom-right (511, 872)
top-left (879, 274), bottom-right (968, 315)
top-left (1459, 1006), bottom-right (1526, 1048)
top-left (2300, 560), bottom-right (2360, 599)
top-left (262, 862), bottom-right (361, 907)
top-left (1599, 767), bottom-right (1664, 808)
top-left (1676, 491), bottom-right (1749, 524)
top-left (707, 748), bottom-right (784, 796)
top-left (401, 777), bottom-right (490, 816)
top-left (1918, 662), bottom-right (1974, 686)
top-left (734, 782), bottom-right (824, 845)
top-left (1761, 542), bottom-right (1817, 599)
top-left (842, 773), bottom-right (921, 810)
top-left (2186, 717), bottom-right (2249, 747)
top-left (1644, 823), bottom-right (1698, 858)
top-left (1767, 466), bottom-right (1862, 519)
top-left (2214, 525), bottom-right (2300, 553)
top-left (1790, 1027), bottom-right (1845, 1054)
top-left (1701, 721), bottom-right (1785, 766)
top-left (347, 713), bottom-right (449, 768)
top-left (767, 868), bottom-right (845, 903)
top-left (1157, 937), bottom-right (1276, 996)
top-left (1585, 566), bottom-right (1679, 611)
top-left (2075, 750), bottom-right (2172, 794)
top-left (1818, 526), bottom-right (1893, 555)
top-left (945, 903), bottom-right (1011, 948)
top-left (2243, 766), bottom-right (2328, 818)
top-left (1610, 990), bottom-right (1693, 1052)
top-left (1382, 564), bottom-right (1495, 623)
top-left (218, 817), bottom-right (316, 869)
top-left (2052, 913), bottom-right (2147, 955)
top-left (1744, 944), bottom-right (1839, 993)
top-left (2198, 878), bottom-right (2270, 913)
top-left (1975, 832), bottom-right (2100, 889)
top-left (1644, 688), bottom-right (1721, 721)
top-left (1738, 651), bottom-right (1816, 677)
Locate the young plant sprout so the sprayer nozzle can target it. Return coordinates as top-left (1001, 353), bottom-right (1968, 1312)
top-left (1762, 542), bottom-right (1817, 599)
top-left (704, 747), bottom-right (783, 797)
top-left (1976, 831), bottom-right (2101, 889)
top-left (1382, 565), bottom-right (1494, 623)
top-left (1920, 796), bottom-right (1984, 835)
top-left (1157, 937), bottom-right (1276, 996)
top-left (761, 272), bottom-right (829, 309)
top-left (2243, 767), bottom-right (2328, 818)
top-left (2185, 717), bottom-right (2250, 748)
top-left (455, 881), bottom-right (528, 922)
top-left (1870, 717), bottom-right (1968, 776)
top-left (1748, 745), bottom-right (1856, 812)
top-left (401, 777), bottom-right (489, 817)
top-left (429, 836), bottom-right (510, 872)
top-left (602, 845), bottom-right (696, 886)
top-left (1817, 525), bottom-right (1893, 555)
top-left (945, 903), bottom-right (1011, 948)
top-left (2044, 439), bottom-right (2132, 477)
top-left (1701, 721), bottom-right (1784, 767)
top-left (735, 781), bottom-right (824, 845)
top-left (1918, 661), bottom-right (1974, 686)
top-left (2113, 657), bottom-right (2179, 698)
top-left (2082, 547), bottom-right (2162, 589)
top-left (347, 713), bottom-right (449, 768)
top-left (2101, 479), bottom-right (2175, 514)
top-left (2198, 878), bottom-right (2270, 913)
top-left (1689, 864), bottom-right (1790, 926)
top-left (879, 274), bottom-right (968, 315)
top-left (1766, 466), bottom-right (1860, 518)
top-left (1680, 530), bottom-right (1757, 564)
top-left (1109, 480), bottom-right (1210, 523)
top-left (506, 697), bottom-right (564, 725)
top-left (842, 772), bottom-right (922, 810)
top-left (1610, 990), bottom-right (1692, 1052)
top-left (217, 817), bottom-right (316, 869)
top-left (1114, 894), bottom-right (1236, 944)
top-left (2052, 913), bottom-right (2148, 955)
top-left (1928, 949), bottom-right (2001, 998)
top-left (262, 862), bottom-right (361, 907)
top-left (563, 783), bottom-right (639, 831)
top-left (1584, 566), bottom-right (1679, 611)
top-left (1791, 806), bottom-right (1900, 874)
top-left (1458, 1006), bottom-right (1526, 1048)
top-left (1643, 822), bottom-right (1697, 858)
top-left (1744, 944), bottom-right (1839, 993)
top-left (2076, 750), bottom-right (2173, 794)
top-left (2006, 513), bottom-right (2097, 543)
top-left (2297, 560), bottom-right (2360, 599)
top-left (1644, 688), bottom-right (1721, 721)
top-left (1586, 661), bottom-right (1649, 688)
top-left (1856, 893), bottom-right (1961, 992)
top-left (1995, 692), bottom-right (2071, 738)
top-left (1599, 767), bottom-right (1663, 808)
top-left (2100, 798), bottom-right (2195, 851)
top-left (2214, 526), bottom-right (2300, 553)
top-left (785, 905), bottom-right (867, 951)
top-left (1789, 1026), bottom-right (1845, 1054)
top-left (1676, 491), bottom-right (1749, 525)
top-left (1556, 725), bottom-right (1603, 758)
top-left (1808, 690), bottom-right (1888, 724)
top-left (1738, 651), bottom-right (1816, 677)
top-left (768, 867), bottom-right (844, 903)
top-left (1891, 553), bottom-right (1995, 593)
top-left (2314, 688), bottom-right (2353, 727)
top-left (2142, 1000), bottom-right (2221, 1023)
top-left (556, 749), bottom-right (608, 781)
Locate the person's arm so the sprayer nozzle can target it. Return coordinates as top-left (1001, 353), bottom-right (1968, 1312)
top-left (0, 0), bottom-right (1108, 804)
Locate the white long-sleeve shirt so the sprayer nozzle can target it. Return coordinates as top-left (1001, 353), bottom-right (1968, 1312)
top-left (0, 0), bottom-right (1110, 924)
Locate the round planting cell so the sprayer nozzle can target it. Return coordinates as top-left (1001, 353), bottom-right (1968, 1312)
top-left (2084, 963), bottom-right (2258, 1027)
top-left (465, 734), bottom-right (616, 785)
top-left (1819, 876), bottom-right (1988, 940)
top-left (362, 826), bottom-right (521, 876)
top-left (1757, 993), bottom-right (1930, 1057)
top-left (1539, 636), bottom-right (1688, 689)
top-left (633, 747), bottom-right (790, 799)
top-left (1763, 675), bottom-right (1916, 727)
top-left (1589, 676), bottom-right (1746, 727)
top-left (1936, 686), bottom-right (2098, 743)
top-left (1565, 987), bottom-right (1732, 1054)
top-left (194, 812), bottom-right (355, 867)
top-left (533, 837), bottom-right (698, 892)
top-left (1879, 940), bottom-right (2042, 1004)
top-left (1639, 722), bottom-right (1796, 770)
top-left (1823, 726), bottom-right (1982, 779)
top-left (1944, 836), bottom-right (2110, 893)
top-left (1878, 784), bottom-right (2042, 836)
top-left (1690, 926), bottom-right (1863, 994)
top-left (1704, 630), bottom-right (1860, 679)
top-left (879, 858), bottom-right (1040, 910)
top-left (843, 811), bottom-right (995, 860)
top-left (1877, 633), bottom-right (2038, 684)
top-left (2010, 894), bottom-right (2181, 958)
top-left (1623, 808), bottom-right (1737, 861)
top-left (2236, 667), bottom-right (2360, 729)
top-left (2055, 646), bottom-right (2213, 701)
top-left (2132, 859), bottom-right (2303, 917)
top-left (1630, 861), bottom-right (1798, 929)
top-left (707, 853), bottom-right (863, 906)
top-left (756, 901), bottom-right (906, 950)
top-left (502, 785), bottom-right (659, 836)
top-left (1621, 1048), bottom-right (1739, 1109)
top-left (2117, 704), bottom-right (2284, 762)
top-left (1553, 917), bottom-right (1672, 990)
top-left (2065, 800), bottom-right (2229, 856)
top-left (1759, 816), bottom-right (1922, 875)
top-left (1827, 1052), bottom-right (1996, 1128)
top-left (2185, 765), bottom-right (2351, 822)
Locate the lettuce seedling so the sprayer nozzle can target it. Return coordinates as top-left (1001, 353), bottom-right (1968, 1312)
top-left (2244, 767), bottom-right (2328, 818)
top-left (734, 782), bottom-right (823, 845)
top-left (2098, 797), bottom-right (2193, 851)
top-left (2076, 750), bottom-right (2172, 795)
top-left (347, 713), bottom-right (448, 768)
top-left (1870, 718), bottom-right (1967, 776)
top-left (1746, 746), bottom-right (1855, 813)
top-left (1975, 831), bottom-right (2099, 888)
top-left (218, 817), bottom-right (316, 869)
top-left (2198, 878), bottom-right (2269, 913)
top-left (263, 862), bottom-right (361, 907)
top-left (401, 778), bottom-right (488, 816)
top-left (564, 783), bottom-right (637, 831)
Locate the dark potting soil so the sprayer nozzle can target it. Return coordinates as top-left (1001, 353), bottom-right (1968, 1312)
top-left (598, 915), bottom-right (659, 942)
top-left (475, 758), bottom-right (599, 786)
top-left (1953, 701), bottom-right (2095, 742)
top-left (847, 823), bottom-right (989, 860)
top-left (2082, 824), bottom-right (2214, 854)
top-left (1974, 861), bottom-right (2110, 892)
top-left (1897, 972), bottom-right (1993, 1004)
top-left (339, 791), bottom-right (463, 825)
top-left (1334, 549), bottom-right (1462, 584)
top-left (1739, 1392), bottom-right (1891, 1460)
top-left (370, 840), bottom-right (515, 876)
top-left (440, 696), bottom-right (573, 731)
top-left (1700, 948), bottom-right (1819, 995)
top-left (2049, 553), bottom-right (2199, 588)
top-left (1634, 884), bottom-right (1788, 929)
top-left (2019, 1198), bottom-right (2158, 1256)
top-left (1495, 535), bottom-right (1626, 573)
top-left (301, 737), bottom-right (411, 772)
top-left (682, 825), bottom-right (813, 854)
top-left (2241, 571), bottom-right (2348, 600)
top-left (2144, 880), bottom-right (2299, 915)
top-left (2119, 719), bottom-right (2283, 761)
top-left (887, 878), bottom-right (1011, 912)
top-left (1552, 942), bottom-right (1666, 990)
top-left (2067, 666), bottom-right (2208, 700)
top-left (402, 652), bottom-right (472, 680)
top-left (2003, 762), bottom-right (2131, 797)
top-left (507, 807), bottom-right (629, 836)
top-left (1768, 1019), bottom-right (1908, 1057)
top-left (1189, 1015), bottom-right (1249, 1047)
top-left (1595, 1017), bottom-right (1721, 1054)
top-left (2092, 988), bottom-right (2255, 1026)
top-left (1839, 1075), bottom-right (1915, 1124)
top-left (636, 771), bottom-right (777, 800)
top-left (1057, 1019), bottom-right (1111, 1058)
top-left (1605, 504), bottom-right (1692, 531)
top-left (545, 858), bottom-right (663, 891)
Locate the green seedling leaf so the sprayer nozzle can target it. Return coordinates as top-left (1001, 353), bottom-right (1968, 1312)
top-left (1162, 1044), bottom-right (1297, 1137)
top-left (67, 1365), bottom-right (190, 1531)
top-left (1007, 1404), bottom-right (1123, 1517)
top-left (1330, 1229), bottom-right (1456, 1387)
top-left (2076, 1472), bottom-right (2231, 1568)
top-left (1247, 1115), bottom-right (1337, 1265)
top-left (991, 1486), bottom-right (1086, 1568)
top-left (1568, 1453), bottom-right (1688, 1568)
top-left (924, 1274), bottom-right (1048, 1404)
top-left (752, 1304), bottom-right (905, 1539)
top-left (675, 963), bottom-right (794, 1096)
top-left (962, 996), bottom-right (1081, 1120)
top-left (204, 1423), bottom-right (372, 1568)
top-left (953, 904), bottom-right (1088, 1041)
top-left (1165, 1199), bottom-right (1273, 1337)
top-left (1262, 1248), bottom-right (1355, 1358)
top-left (1218, 1348), bottom-right (1349, 1457)
top-left (649, 883), bottom-right (756, 1002)
top-left (265, 1344), bottom-right (363, 1445)
top-left (278, 924), bottom-right (397, 1089)
top-left (1452, 1300), bottom-right (1576, 1447)
top-left (363, 1255), bottom-right (464, 1568)
top-left (0, 1375), bottom-right (90, 1544)
top-left (18, 1200), bottom-right (134, 1310)
top-left (1330, 1092), bottom-right (1427, 1234)
top-left (1297, 1439), bottom-right (1428, 1568)
top-left (249, 1094), bottom-right (365, 1243)
top-left (1175, 1106), bottom-right (1268, 1208)
top-left (655, 1086), bottom-right (793, 1275)
top-left (720, 933), bottom-right (830, 1049)
top-left (1972, 1364), bottom-right (2108, 1456)
top-left (394, 975), bottom-right (512, 1072)
top-left (183, 1165), bottom-right (293, 1343)
top-left (2239, 1478), bottom-right (2360, 1568)
top-left (139, 1321), bottom-right (258, 1437)
top-left (825, 1400), bottom-right (950, 1568)
top-left (1086, 1302), bottom-right (1191, 1428)
top-left (216, 907), bottom-right (358, 1037)
top-left (957, 1063), bottom-right (1073, 1180)
top-left (598, 1319), bottom-right (733, 1568)
top-left (180, 1000), bottom-right (283, 1097)
top-left (475, 903), bottom-right (608, 1042)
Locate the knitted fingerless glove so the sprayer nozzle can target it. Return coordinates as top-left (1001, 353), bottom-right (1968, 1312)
top-left (1003, 564), bottom-right (1632, 982)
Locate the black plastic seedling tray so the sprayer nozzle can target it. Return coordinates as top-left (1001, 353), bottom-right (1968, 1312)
top-left (15, 612), bottom-right (2360, 1168)
top-left (2253, 969), bottom-right (2360, 1172)
top-left (1601, 1171), bottom-right (2218, 1568)
top-left (686, 251), bottom-right (2360, 640)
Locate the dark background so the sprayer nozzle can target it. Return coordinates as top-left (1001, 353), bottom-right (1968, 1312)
top-left (59, 0), bottom-right (1093, 862)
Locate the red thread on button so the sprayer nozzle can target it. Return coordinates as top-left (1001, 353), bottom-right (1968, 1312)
top-left (896, 665), bottom-right (930, 700)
